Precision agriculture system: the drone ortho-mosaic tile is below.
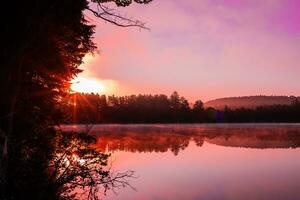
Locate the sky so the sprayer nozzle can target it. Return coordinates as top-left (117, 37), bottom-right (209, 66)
top-left (77, 0), bottom-right (300, 102)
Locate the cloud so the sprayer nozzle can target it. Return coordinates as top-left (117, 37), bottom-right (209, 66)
top-left (79, 0), bottom-right (300, 101)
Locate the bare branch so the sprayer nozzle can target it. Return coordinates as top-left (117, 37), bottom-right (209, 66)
top-left (91, 0), bottom-right (152, 7)
top-left (86, 2), bottom-right (150, 30)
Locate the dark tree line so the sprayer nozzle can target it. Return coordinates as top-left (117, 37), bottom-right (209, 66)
top-left (64, 91), bottom-right (202, 123)
top-left (63, 92), bottom-right (300, 123)
top-left (219, 103), bottom-right (300, 122)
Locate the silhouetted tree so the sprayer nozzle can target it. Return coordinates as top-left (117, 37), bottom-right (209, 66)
top-left (193, 100), bottom-right (204, 111)
top-left (192, 100), bottom-right (205, 122)
top-left (1, 0), bottom-right (151, 199)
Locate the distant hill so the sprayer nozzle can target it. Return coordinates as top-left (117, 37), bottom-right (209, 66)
top-left (204, 96), bottom-right (300, 110)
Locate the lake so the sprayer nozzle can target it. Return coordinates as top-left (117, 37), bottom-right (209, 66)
top-left (62, 124), bottom-right (300, 200)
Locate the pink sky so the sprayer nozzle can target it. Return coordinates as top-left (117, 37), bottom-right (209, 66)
top-left (79, 0), bottom-right (300, 102)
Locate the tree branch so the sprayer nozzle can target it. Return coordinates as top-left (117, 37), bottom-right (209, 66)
top-left (86, 2), bottom-right (150, 30)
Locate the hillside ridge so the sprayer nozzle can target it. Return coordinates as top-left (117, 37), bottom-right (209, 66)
top-left (204, 95), bottom-right (300, 109)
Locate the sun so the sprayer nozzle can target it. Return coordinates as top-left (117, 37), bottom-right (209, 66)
top-left (71, 77), bottom-right (105, 93)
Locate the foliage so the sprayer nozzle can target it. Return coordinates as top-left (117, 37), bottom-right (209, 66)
top-left (64, 92), bottom-right (300, 123)
top-left (1, 0), bottom-right (151, 199)
top-left (65, 91), bottom-right (195, 123)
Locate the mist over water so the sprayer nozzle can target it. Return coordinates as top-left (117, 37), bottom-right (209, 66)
top-left (61, 124), bottom-right (300, 200)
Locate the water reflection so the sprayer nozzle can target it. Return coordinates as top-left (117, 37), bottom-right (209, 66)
top-left (76, 124), bottom-right (300, 155)
top-left (62, 124), bottom-right (300, 200)
top-left (2, 130), bottom-right (135, 200)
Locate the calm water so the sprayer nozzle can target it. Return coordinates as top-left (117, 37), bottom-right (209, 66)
top-left (62, 124), bottom-right (300, 200)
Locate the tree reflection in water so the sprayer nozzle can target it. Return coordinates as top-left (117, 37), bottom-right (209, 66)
top-left (58, 124), bottom-right (300, 200)
top-left (4, 130), bottom-right (135, 200)
top-left (85, 125), bottom-right (300, 156)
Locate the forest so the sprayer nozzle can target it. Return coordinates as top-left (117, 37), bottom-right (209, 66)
top-left (63, 91), bottom-right (300, 123)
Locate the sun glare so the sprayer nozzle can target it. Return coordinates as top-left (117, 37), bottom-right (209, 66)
top-left (71, 77), bottom-right (105, 93)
